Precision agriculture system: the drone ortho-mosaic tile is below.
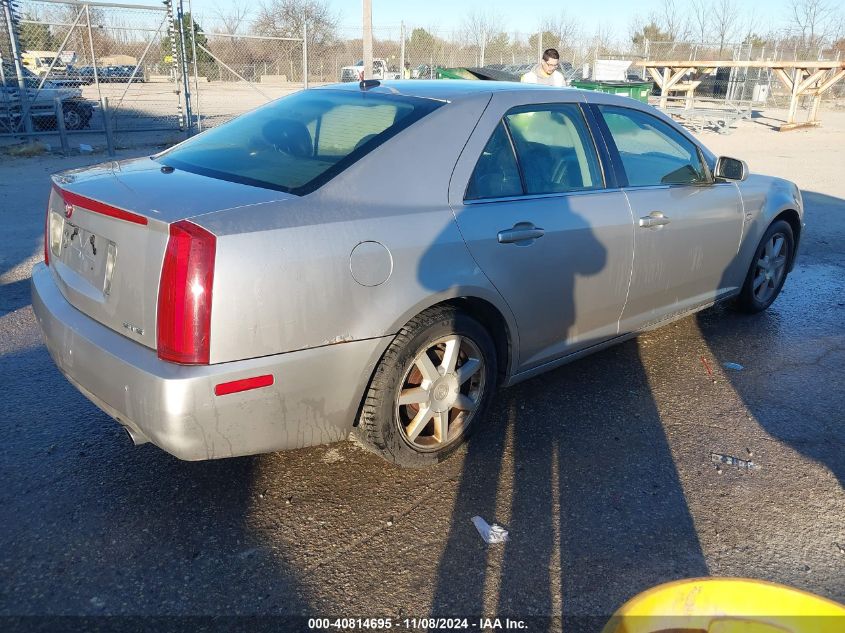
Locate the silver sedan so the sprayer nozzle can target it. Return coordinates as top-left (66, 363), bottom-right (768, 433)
top-left (31, 81), bottom-right (803, 467)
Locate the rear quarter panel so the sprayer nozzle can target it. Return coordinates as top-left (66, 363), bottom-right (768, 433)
top-left (196, 92), bottom-right (519, 370)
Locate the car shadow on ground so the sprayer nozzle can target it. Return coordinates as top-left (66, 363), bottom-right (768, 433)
top-left (424, 196), bottom-right (709, 628)
top-left (0, 278), bottom-right (31, 316)
top-left (698, 190), bottom-right (845, 488)
top-left (429, 340), bottom-right (709, 627)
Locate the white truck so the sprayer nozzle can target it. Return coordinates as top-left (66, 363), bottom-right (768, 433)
top-left (1, 63), bottom-right (94, 131)
top-left (340, 59), bottom-right (401, 82)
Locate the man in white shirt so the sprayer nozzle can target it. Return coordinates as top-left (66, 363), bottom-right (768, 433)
top-left (521, 48), bottom-right (566, 87)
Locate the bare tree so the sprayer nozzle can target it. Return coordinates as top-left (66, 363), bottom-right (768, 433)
top-left (254, 0), bottom-right (338, 53)
top-left (462, 9), bottom-right (502, 66)
top-left (590, 24), bottom-right (615, 56)
top-left (657, 0), bottom-right (689, 41)
top-left (539, 11), bottom-right (580, 51)
top-left (213, 3), bottom-right (250, 35)
top-left (712, 0), bottom-right (740, 55)
top-left (789, 0), bottom-right (837, 51)
top-left (690, 0), bottom-right (711, 43)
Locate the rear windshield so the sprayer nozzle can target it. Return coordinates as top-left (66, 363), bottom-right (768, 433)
top-left (156, 89), bottom-right (443, 195)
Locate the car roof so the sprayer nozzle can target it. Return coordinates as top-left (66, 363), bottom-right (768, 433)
top-left (313, 79), bottom-right (575, 101)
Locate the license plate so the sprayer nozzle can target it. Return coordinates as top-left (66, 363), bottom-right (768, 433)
top-left (59, 219), bottom-right (116, 294)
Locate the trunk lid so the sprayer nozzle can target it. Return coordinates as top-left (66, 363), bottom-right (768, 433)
top-left (47, 156), bottom-right (293, 351)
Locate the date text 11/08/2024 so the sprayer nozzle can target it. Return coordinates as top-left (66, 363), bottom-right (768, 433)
top-left (308, 617), bottom-right (528, 630)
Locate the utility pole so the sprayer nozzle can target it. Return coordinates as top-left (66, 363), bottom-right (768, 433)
top-left (362, 0), bottom-right (373, 80)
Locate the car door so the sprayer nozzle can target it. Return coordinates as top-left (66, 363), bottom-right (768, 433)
top-left (591, 104), bottom-right (744, 332)
top-left (449, 95), bottom-right (634, 372)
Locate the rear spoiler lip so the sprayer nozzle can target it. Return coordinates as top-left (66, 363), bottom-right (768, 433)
top-left (52, 183), bottom-right (149, 226)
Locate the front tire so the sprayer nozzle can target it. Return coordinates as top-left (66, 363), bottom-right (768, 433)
top-left (355, 306), bottom-right (497, 468)
top-left (736, 219), bottom-right (794, 313)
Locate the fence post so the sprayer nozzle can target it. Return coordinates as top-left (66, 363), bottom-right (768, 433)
top-left (101, 96), bottom-right (115, 156)
top-left (175, 0), bottom-right (193, 134)
top-left (302, 21), bottom-right (308, 88)
top-left (400, 21), bottom-right (405, 78)
top-left (54, 97), bottom-right (69, 155)
top-left (164, 1), bottom-right (184, 131)
top-left (85, 5), bottom-right (102, 104)
top-left (187, 0), bottom-right (202, 133)
top-left (2, 0), bottom-right (33, 133)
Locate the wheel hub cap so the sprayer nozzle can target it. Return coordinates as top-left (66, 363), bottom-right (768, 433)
top-left (430, 375), bottom-right (459, 412)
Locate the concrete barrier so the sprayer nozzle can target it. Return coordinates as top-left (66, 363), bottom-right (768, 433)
top-left (260, 74), bottom-right (289, 84)
top-left (148, 75), bottom-right (209, 83)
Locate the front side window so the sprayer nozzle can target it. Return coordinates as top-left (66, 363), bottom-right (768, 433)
top-left (156, 90), bottom-right (443, 195)
top-left (504, 104), bottom-right (603, 195)
top-left (598, 105), bottom-right (709, 187)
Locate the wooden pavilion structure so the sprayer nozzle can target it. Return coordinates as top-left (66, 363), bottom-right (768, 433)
top-left (636, 60), bottom-right (845, 131)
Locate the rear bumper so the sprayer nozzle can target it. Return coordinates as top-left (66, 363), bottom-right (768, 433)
top-left (31, 263), bottom-right (391, 460)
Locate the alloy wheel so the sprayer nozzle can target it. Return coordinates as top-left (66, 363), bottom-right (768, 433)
top-left (395, 334), bottom-right (486, 452)
top-left (752, 233), bottom-right (788, 303)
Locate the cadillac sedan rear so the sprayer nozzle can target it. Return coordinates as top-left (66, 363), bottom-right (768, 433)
top-left (31, 86), bottom-right (471, 460)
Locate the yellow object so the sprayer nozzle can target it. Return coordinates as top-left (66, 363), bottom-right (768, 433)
top-left (601, 577), bottom-right (845, 633)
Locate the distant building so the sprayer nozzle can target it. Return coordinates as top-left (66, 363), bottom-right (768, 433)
top-left (99, 55), bottom-right (137, 66)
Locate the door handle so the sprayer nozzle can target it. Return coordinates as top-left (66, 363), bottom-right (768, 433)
top-left (638, 211), bottom-right (671, 228)
top-left (497, 222), bottom-right (545, 244)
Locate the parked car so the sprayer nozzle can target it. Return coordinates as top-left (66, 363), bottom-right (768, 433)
top-left (0, 63), bottom-right (94, 131)
top-left (32, 81), bottom-right (803, 467)
top-left (65, 65), bottom-right (95, 85)
top-left (96, 65), bottom-right (144, 83)
top-left (340, 59), bottom-right (400, 82)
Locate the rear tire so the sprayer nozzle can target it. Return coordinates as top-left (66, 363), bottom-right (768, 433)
top-left (355, 305), bottom-right (497, 468)
top-left (735, 220), bottom-right (794, 313)
top-left (62, 104), bottom-right (85, 130)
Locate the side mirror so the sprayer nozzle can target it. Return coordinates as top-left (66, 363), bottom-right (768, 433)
top-left (715, 156), bottom-right (748, 182)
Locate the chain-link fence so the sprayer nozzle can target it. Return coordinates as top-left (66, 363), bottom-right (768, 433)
top-left (3, 1), bottom-right (844, 153)
top-left (2, 0), bottom-right (181, 149)
top-left (1, 0), bottom-right (308, 150)
top-left (322, 25), bottom-right (594, 84)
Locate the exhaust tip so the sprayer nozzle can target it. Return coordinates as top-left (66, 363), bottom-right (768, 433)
top-left (118, 422), bottom-right (149, 446)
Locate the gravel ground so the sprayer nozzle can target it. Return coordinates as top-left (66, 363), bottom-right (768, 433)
top-left (0, 106), bottom-right (843, 631)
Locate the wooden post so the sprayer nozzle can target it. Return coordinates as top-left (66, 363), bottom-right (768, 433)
top-left (660, 67), bottom-right (670, 109)
top-left (809, 92), bottom-right (822, 123)
top-left (786, 68), bottom-right (802, 126)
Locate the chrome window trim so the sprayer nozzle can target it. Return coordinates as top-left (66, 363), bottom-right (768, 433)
top-left (462, 187), bottom-right (621, 206)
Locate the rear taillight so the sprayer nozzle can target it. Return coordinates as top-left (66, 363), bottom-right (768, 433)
top-left (157, 220), bottom-right (216, 364)
top-left (44, 202), bottom-right (50, 266)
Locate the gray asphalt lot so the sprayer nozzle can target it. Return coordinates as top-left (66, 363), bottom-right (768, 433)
top-left (0, 112), bottom-right (843, 631)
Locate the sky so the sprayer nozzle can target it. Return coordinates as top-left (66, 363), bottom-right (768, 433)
top-left (171, 0), bottom-right (804, 43)
top-left (94, 0), bottom-right (838, 46)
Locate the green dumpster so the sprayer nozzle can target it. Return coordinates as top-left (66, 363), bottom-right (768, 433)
top-left (570, 80), bottom-right (652, 103)
top-left (435, 67), bottom-right (477, 80)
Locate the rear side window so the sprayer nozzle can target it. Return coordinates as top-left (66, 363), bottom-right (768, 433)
top-left (156, 90), bottom-right (443, 195)
top-left (505, 105), bottom-right (603, 194)
top-left (598, 105), bottom-right (708, 186)
top-left (465, 121), bottom-right (523, 200)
